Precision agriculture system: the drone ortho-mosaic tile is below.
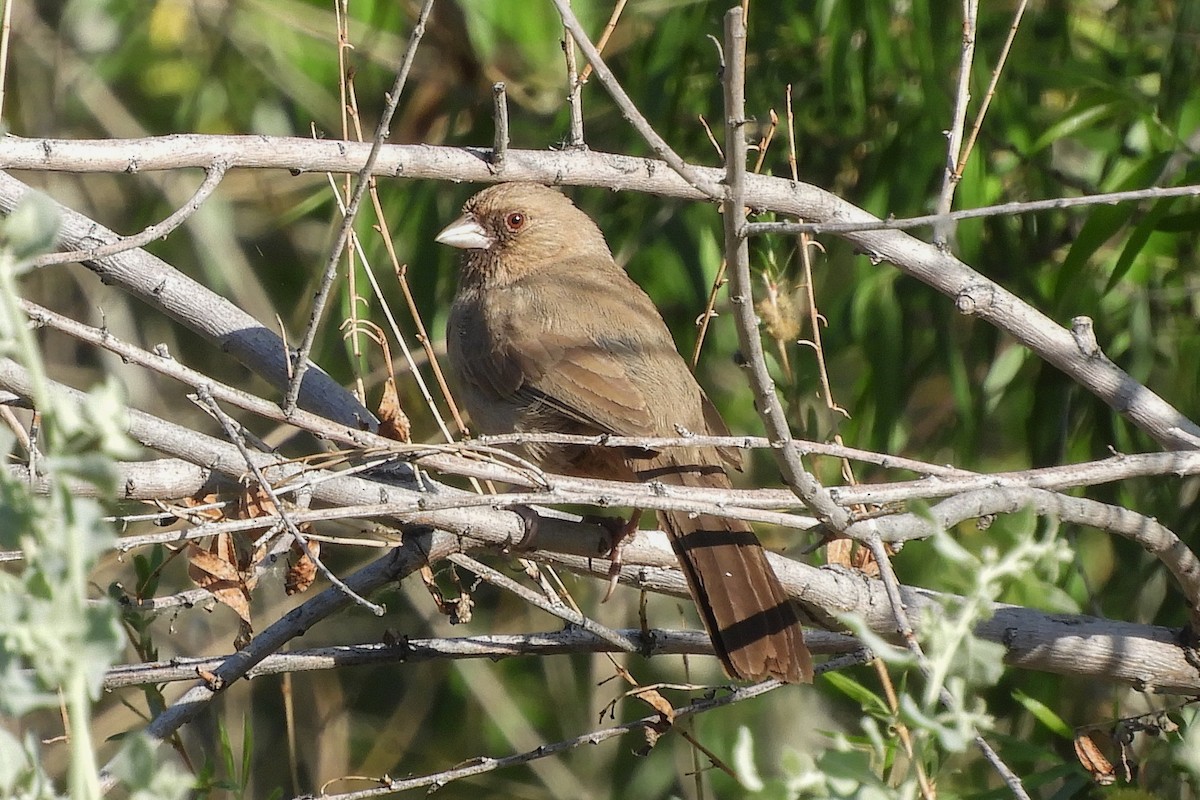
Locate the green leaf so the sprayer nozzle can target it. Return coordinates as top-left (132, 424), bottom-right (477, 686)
top-left (1104, 195), bottom-right (1176, 294)
top-left (1011, 689), bottom-right (1073, 739)
top-left (822, 671), bottom-right (891, 718)
top-left (1, 192), bottom-right (61, 260)
top-left (1030, 101), bottom-right (1120, 154)
top-left (109, 734), bottom-right (193, 800)
top-left (1053, 156), bottom-right (1166, 303)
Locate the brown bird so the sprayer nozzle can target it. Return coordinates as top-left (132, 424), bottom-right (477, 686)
top-left (436, 182), bottom-right (812, 683)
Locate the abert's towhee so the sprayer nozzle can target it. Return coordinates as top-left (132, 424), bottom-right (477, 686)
top-left (436, 182), bottom-right (812, 683)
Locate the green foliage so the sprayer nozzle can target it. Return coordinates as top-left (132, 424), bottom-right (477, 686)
top-left (0, 728), bottom-right (62, 800)
top-left (191, 716), bottom-right (273, 800)
top-left (811, 519), bottom-right (1078, 796)
top-left (106, 735), bottom-right (195, 800)
top-left (0, 198), bottom-right (190, 798)
top-left (5, 0), bottom-right (1200, 797)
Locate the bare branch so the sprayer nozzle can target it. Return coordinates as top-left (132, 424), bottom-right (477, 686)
top-left (29, 159), bottom-right (228, 269)
top-left (869, 486), bottom-right (1200, 632)
top-left (933, 0), bottom-right (979, 246)
top-left (298, 674), bottom-right (809, 800)
top-left (476, 431), bottom-right (973, 478)
top-left (544, 536), bottom-right (1200, 694)
top-left (721, 8), bottom-right (852, 530)
top-left (956, 0), bottom-right (1030, 178)
top-left (285, 0), bottom-right (436, 415)
top-left (9, 136), bottom-right (1188, 451)
top-left (491, 82), bottom-right (509, 169)
top-left (99, 630), bottom-right (715, 689)
top-left (743, 182), bottom-right (1200, 235)
top-left (549, 0), bottom-right (721, 197)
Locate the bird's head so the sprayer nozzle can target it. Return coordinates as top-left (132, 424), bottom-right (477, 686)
top-left (436, 182), bottom-right (611, 284)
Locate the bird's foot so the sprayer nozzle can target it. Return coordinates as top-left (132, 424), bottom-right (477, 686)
top-left (513, 505), bottom-right (540, 548)
top-left (587, 510), bottom-right (643, 603)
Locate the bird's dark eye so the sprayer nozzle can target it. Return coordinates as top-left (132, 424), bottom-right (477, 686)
top-left (504, 212), bottom-right (526, 231)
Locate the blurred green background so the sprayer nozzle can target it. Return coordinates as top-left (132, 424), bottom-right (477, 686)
top-left (7, 0), bottom-right (1200, 797)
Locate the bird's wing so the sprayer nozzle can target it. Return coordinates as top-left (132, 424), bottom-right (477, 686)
top-left (454, 256), bottom-right (711, 443)
top-left (486, 259), bottom-right (675, 438)
top-left (506, 330), bottom-right (659, 438)
top-left (450, 287), bottom-right (658, 438)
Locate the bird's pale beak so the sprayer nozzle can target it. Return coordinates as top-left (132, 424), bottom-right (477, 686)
top-left (435, 214), bottom-right (494, 250)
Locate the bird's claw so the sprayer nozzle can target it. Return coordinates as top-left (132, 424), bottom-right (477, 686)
top-left (586, 510), bottom-right (643, 603)
top-left (601, 557), bottom-right (623, 603)
top-left (513, 505), bottom-right (540, 548)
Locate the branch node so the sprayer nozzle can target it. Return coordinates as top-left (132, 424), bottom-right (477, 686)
top-left (492, 82), bottom-right (510, 171)
top-left (1071, 315), bottom-right (1101, 359)
top-left (955, 285), bottom-right (989, 316)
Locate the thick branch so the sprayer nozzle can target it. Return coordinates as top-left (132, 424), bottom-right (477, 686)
top-left (1, 139), bottom-right (1195, 449)
top-left (5, 356), bottom-right (1197, 696)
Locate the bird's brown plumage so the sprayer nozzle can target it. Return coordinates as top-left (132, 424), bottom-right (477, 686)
top-left (437, 182), bottom-right (812, 683)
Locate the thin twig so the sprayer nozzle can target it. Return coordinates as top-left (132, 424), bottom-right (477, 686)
top-left (325, 175), bottom-right (467, 446)
top-left (720, 8), bottom-right (851, 529)
top-left (870, 656), bottom-right (935, 798)
top-left (742, 182), bottom-right (1200, 236)
top-left (335, 53), bottom-right (475, 460)
top-left (697, 114), bottom-right (724, 160)
top-left (98, 630), bottom-right (751, 689)
top-left (784, 84), bottom-right (850, 466)
top-left (345, 117), bottom-right (372, 395)
top-left (30, 160), bottom-right (229, 269)
top-left (562, 10), bottom-right (585, 148)
top-left (284, 0), bottom-right (436, 415)
top-left (689, 258), bottom-right (728, 369)
top-left (303, 652), bottom-right (873, 800)
top-left (576, 0), bottom-right (628, 84)
top-left (933, 0), bottom-right (979, 246)
top-left (446, 553), bottom-right (639, 653)
top-left (492, 82), bottom-right (510, 169)
top-left (688, 44), bottom-right (730, 368)
top-left (956, 0), bottom-right (1029, 178)
top-left (863, 536), bottom-right (1032, 799)
top-left (550, 0), bottom-right (722, 198)
top-left (0, 0), bottom-right (12, 121)
top-left (475, 431), bottom-right (971, 478)
top-left (194, 386), bottom-right (385, 615)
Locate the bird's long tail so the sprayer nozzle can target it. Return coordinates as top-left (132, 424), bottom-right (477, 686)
top-left (640, 457), bottom-right (812, 683)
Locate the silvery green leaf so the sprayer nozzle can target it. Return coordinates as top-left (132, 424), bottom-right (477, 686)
top-left (3, 193), bottom-right (61, 260)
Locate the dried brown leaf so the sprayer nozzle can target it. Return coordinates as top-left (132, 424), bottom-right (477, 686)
top-left (187, 535), bottom-right (253, 627)
top-left (630, 686), bottom-right (676, 722)
top-left (285, 537), bottom-right (319, 595)
top-left (826, 538), bottom-right (854, 568)
top-left (171, 492), bottom-right (223, 523)
top-left (1074, 732), bottom-right (1117, 786)
top-left (236, 484), bottom-right (274, 520)
top-left (377, 378), bottom-right (411, 442)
